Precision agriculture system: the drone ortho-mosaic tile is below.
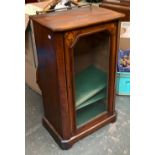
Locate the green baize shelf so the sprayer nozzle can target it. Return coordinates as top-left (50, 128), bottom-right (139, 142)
top-left (75, 65), bottom-right (107, 110)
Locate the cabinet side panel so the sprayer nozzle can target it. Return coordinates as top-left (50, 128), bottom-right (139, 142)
top-left (32, 21), bottom-right (62, 136)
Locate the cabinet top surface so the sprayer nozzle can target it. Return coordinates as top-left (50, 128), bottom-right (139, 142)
top-left (30, 6), bottom-right (124, 32)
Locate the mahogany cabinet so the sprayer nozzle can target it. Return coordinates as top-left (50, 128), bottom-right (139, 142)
top-left (30, 5), bottom-right (124, 149)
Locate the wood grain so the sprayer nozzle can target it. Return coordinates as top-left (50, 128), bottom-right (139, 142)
top-left (30, 6), bottom-right (124, 31)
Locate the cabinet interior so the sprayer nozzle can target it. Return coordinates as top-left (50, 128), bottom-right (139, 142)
top-left (73, 31), bottom-right (110, 127)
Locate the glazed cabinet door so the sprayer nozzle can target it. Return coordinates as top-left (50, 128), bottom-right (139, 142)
top-left (64, 22), bottom-right (118, 132)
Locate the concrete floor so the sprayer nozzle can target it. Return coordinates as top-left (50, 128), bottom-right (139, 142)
top-left (25, 85), bottom-right (130, 155)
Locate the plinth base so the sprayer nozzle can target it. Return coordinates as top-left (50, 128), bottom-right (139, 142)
top-left (42, 112), bottom-right (117, 150)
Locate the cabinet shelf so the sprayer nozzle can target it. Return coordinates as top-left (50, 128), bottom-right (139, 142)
top-left (76, 89), bottom-right (107, 110)
top-left (75, 65), bottom-right (107, 109)
top-left (75, 65), bottom-right (108, 126)
top-left (76, 99), bottom-right (107, 127)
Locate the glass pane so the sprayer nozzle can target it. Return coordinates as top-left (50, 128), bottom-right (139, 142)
top-left (73, 31), bottom-right (110, 128)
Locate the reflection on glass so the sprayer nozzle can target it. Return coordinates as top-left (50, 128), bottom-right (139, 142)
top-left (73, 31), bottom-right (110, 128)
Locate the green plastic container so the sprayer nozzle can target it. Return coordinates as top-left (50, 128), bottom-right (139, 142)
top-left (116, 72), bottom-right (130, 95)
